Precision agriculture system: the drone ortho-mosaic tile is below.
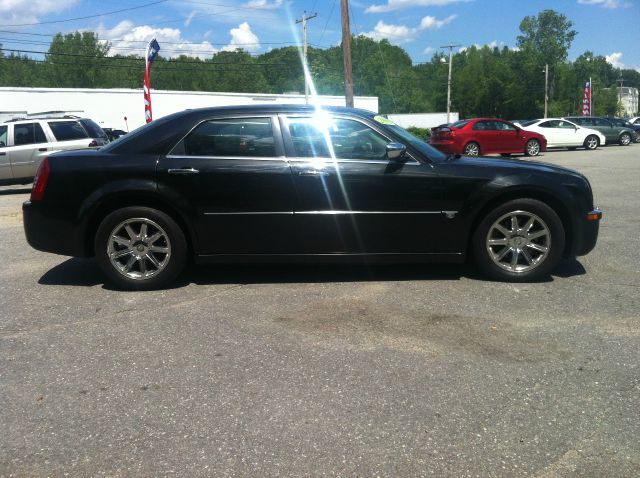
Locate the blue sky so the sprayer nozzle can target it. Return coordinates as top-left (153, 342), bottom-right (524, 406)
top-left (0, 0), bottom-right (638, 70)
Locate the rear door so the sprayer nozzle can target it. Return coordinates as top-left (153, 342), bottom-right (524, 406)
top-left (8, 122), bottom-right (49, 179)
top-left (283, 114), bottom-right (446, 254)
top-left (157, 115), bottom-right (298, 255)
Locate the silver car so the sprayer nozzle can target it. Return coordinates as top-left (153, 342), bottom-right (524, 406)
top-left (0, 116), bottom-right (108, 185)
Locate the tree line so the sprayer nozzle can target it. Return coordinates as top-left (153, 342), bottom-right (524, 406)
top-left (0, 9), bottom-right (637, 119)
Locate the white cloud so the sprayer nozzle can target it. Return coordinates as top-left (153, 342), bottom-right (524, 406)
top-left (423, 46), bottom-right (436, 55)
top-left (366, 0), bottom-right (470, 14)
top-left (96, 20), bottom-right (217, 60)
top-left (363, 14), bottom-right (457, 44)
top-left (243, 0), bottom-right (283, 8)
top-left (577, 0), bottom-right (629, 8)
top-left (362, 20), bottom-right (418, 43)
top-left (222, 22), bottom-right (260, 52)
top-left (420, 14), bottom-right (457, 29)
top-left (0, 0), bottom-right (78, 25)
top-left (605, 52), bottom-right (625, 68)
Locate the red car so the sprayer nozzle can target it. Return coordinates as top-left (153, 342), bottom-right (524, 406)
top-left (430, 118), bottom-right (547, 157)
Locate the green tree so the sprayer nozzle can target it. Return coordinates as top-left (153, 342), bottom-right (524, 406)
top-left (46, 32), bottom-right (110, 87)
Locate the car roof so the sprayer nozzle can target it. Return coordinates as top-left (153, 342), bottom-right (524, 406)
top-left (174, 104), bottom-right (377, 118)
top-left (1, 117), bottom-right (88, 125)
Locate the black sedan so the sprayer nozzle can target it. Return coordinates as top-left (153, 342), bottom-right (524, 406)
top-left (23, 105), bottom-right (601, 290)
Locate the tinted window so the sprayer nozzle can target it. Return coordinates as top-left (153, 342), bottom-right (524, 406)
top-left (539, 120), bottom-right (559, 128)
top-left (14, 123), bottom-right (47, 146)
top-left (450, 120), bottom-right (470, 129)
top-left (180, 118), bottom-right (275, 157)
top-left (288, 117), bottom-right (388, 160)
top-left (521, 120), bottom-right (538, 127)
top-left (48, 121), bottom-right (89, 141)
top-left (495, 121), bottom-right (517, 131)
top-left (557, 120), bottom-right (575, 129)
top-left (0, 125), bottom-right (6, 147)
top-left (473, 121), bottom-right (495, 131)
top-left (80, 119), bottom-right (107, 138)
top-left (593, 118), bottom-right (610, 127)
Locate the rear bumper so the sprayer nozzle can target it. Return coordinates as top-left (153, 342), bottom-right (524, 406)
top-left (23, 201), bottom-right (87, 257)
top-left (570, 208), bottom-right (601, 257)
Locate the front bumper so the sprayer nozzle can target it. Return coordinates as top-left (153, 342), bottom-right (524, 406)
top-left (23, 201), bottom-right (86, 257)
top-left (571, 208), bottom-right (601, 257)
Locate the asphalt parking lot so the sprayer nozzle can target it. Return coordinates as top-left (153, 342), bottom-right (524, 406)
top-left (1, 145), bottom-right (639, 477)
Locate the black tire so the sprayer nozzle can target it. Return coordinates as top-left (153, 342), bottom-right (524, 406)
top-left (524, 139), bottom-right (541, 156)
top-left (567, 147), bottom-right (577, 151)
top-left (500, 153), bottom-right (511, 157)
top-left (583, 135), bottom-right (599, 150)
top-left (619, 133), bottom-right (631, 146)
top-left (94, 207), bottom-right (188, 290)
top-left (472, 198), bottom-right (565, 282)
top-left (464, 142), bottom-right (480, 156)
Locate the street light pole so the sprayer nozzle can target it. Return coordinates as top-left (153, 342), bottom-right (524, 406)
top-left (544, 63), bottom-right (549, 118)
top-left (341, 0), bottom-right (354, 107)
top-left (440, 44), bottom-right (460, 123)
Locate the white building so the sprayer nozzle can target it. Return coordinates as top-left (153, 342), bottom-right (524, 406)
top-left (0, 87), bottom-right (379, 131)
top-left (387, 112), bottom-right (459, 129)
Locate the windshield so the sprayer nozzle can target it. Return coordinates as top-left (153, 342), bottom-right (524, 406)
top-left (383, 123), bottom-right (447, 162)
top-left (521, 120), bottom-right (539, 127)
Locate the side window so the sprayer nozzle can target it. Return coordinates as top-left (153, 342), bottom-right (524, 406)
top-left (178, 118), bottom-right (275, 157)
top-left (0, 125), bottom-right (7, 147)
top-left (472, 121), bottom-right (492, 131)
top-left (594, 118), bottom-right (610, 127)
top-left (539, 121), bottom-right (556, 128)
top-left (496, 121), bottom-right (517, 131)
top-left (557, 121), bottom-right (575, 129)
top-left (48, 121), bottom-right (89, 141)
top-left (287, 117), bottom-right (389, 160)
top-left (14, 123), bottom-right (47, 146)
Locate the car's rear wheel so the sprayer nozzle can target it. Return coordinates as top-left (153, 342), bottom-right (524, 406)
top-left (619, 133), bottom-right (631, 146)
top-left (472, 199), bottom-right (565, 282)
top-left (464, 142), bottom-right (480, 156)
top-left (95, 207), bottom-right (187, 290)
top-left (584, 135), bottom-right (599, 150)
top-left (524, 139), bottom-right (541, 156)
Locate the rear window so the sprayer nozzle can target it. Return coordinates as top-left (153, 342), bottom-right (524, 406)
top-left (48, 121), bottom-right (89, 141)
top-left (80, 119), bottom-right (107, 138)
top-left (450, 120), bottom-right (470, 129)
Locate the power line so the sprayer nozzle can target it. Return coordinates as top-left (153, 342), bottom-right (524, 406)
top-left (0, 0), bottom-right (169, 28)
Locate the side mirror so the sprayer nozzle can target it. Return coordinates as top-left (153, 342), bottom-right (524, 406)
top-left (386, 142), bottom-right (407, 161)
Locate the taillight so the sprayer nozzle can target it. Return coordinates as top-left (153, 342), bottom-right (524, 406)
top-left (88, 139), bottom-right (98, 147)
top-left (31, 157), bottom-right (50, 201)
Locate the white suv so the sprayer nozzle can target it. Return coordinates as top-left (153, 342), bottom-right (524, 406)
top-left (0, 116), bottom-right (108, 185)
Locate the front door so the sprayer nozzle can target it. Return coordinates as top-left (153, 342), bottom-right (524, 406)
top-left (157, 115), bottom-right (298, 255)
top-left (282, 114), bottom-right (447, 254)
top-left (0, 125), bottom-right (11, 181)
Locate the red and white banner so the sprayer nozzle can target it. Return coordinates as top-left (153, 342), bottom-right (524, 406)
top-left (581, 80), bottom-right (591, 116)
top-left (144, 39), bottom-right (160, 123)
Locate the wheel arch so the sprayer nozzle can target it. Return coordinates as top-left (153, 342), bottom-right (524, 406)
top-left (81, 191), bottom-right (197, 257)
top-left (466, 187), bottom-right (574, 258)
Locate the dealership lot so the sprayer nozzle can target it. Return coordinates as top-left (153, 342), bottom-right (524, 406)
top-left (1, 146), bottom-right (639, 476)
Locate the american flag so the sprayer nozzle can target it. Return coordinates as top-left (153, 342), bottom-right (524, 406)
top-left (144, 39), bottom-right (161, 123)
top-left (581, 81), bottom-right (591, 116)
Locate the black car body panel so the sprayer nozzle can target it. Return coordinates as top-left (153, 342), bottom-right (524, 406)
top-left (23, 105), bottom-right (600, 267)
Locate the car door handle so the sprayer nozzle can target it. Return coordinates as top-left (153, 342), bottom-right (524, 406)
top-left (298, 170), bottom-right (329, 177)
top-left (38, 147), bottom-right (48, 152)
top-left (0, 152), bottom-right (5, 156)
top-left (168, 168), bottom-right (199, 175)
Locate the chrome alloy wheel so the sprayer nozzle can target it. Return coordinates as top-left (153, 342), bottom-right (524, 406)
top-left (526, 140), bottom-right (540, 156)
top-left (585, 136), bottom-right (598, 149)
top-left (485, 210), bottom-right (551, 273)
top-left (107, 218), bottom-right (171, 280)
top-left (620, 133), bottom-right (631, 146)
top-left (464, 143), bottom-right (479, 156)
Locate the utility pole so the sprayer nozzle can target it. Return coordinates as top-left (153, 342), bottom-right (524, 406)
top-left (341, 0), bottom-right (354, 107)
top-left (618, 76), bottom-right (624, 115)
top-left (296, 10), bottom-right (317, 105)
top-left (543, 63), bottom-right (549, 118)
top-left (440, 44), bottom-right (460, 123)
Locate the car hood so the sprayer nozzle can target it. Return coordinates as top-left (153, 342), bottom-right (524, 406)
top-left (450, 155), bottom-right (585, 179)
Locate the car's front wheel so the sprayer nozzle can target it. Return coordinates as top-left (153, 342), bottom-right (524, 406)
top-left (524, 139), bottom-right (541, 156)
top-left (472, 199), bottom-right (565, 282)
top-left (583, 135), bottom-right (599, 150)
top-left (94, 207), bottom-right (187, 290)
top-left (619, 133), bottom-right (631, 146)
top-left (464, 142), bottom-right (480, 156)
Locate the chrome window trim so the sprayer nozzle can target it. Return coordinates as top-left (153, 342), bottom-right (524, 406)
top-left (166, 154), bottom-right (288, 162)
top-left (204, 210), bottom-right (457, 216)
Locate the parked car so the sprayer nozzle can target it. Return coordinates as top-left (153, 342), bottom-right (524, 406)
top-left (520, 118), bottom-right (605, 150)
top-left (608, 118), bottom-right (640, 143)
top-left (0, 116), bottom-right (108, 185)
top-left (23, 105), bottom-right (601, 289)
top-left (563, 116), bottom-right (637, 146)
top-left (627, 116), bottom-right (640, 125)
top-left (430, 118), bottom-right (547, 157)
top-left (102, 128), bottom-right (128, 142)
